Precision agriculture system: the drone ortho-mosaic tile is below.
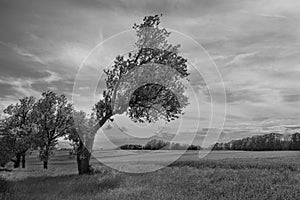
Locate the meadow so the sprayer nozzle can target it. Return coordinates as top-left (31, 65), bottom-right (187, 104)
top-left (1, 150), bottom-right (300, 200)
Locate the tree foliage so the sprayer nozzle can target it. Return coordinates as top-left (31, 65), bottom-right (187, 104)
top-left (212, 132), bottom-right (300, 151)
top-left (67, 110), bottom-right (98, 174)
top-left (72, 14), bottom-right (191, 174)
top-left (0, 136), bottom-right (14, 167)
top-left (0, 116), bottom-right (14, 167)
top-left (0, 15), bottom-right (191, 174)
top-left (33, 91), bottom-right (73, 169)
top-left (119, 139), bottom-right (202, 150)
top-left (94, 14), bottom-right (189, 124)
top-left (68, 110), bottom-right (97, 153)
top-left (2, 96), bottom-right (36, 168)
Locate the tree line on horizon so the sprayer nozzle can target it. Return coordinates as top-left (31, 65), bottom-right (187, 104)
top-left (212, 132), bottom-right (300, 151)
top-left (119, 139), bottom-right (202, 150)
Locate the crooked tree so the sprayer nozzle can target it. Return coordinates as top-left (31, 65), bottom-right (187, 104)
top-left (76, 14), bottom-right (190, 174)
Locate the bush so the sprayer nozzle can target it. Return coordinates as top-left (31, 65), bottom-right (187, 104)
top-left (119, 144), bottom-right (143, 150)
top-left (120, 140), bottom-right (202, 150)
top-left (0, 136), bottom-right (15, 167)
top-left (144, 139), bottom-right (168, 150)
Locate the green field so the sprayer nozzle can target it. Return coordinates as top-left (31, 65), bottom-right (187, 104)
top-left (1, 150), bottom-right (300, 200)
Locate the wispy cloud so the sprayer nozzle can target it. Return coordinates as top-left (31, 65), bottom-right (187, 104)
top-left (0, 78), bottom-right (40, 97)
top-left (259, 13), bottom-right (288, 19)
top-left (43, 70), bottom-right (62, 83)
top-left (224, 52), bottom-right (258, 68)
top-left (0, 0), bottom-right (300, 141)
top-left (0, 69), bottom-right (62, 99)
top-left (0, 41), bottom-right (46, 65)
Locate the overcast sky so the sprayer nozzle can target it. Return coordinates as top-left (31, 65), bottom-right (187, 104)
top-left (1, 0), bottom-right (300, 145)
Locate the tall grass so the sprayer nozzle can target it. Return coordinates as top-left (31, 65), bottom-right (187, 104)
top-left (2, 157), bottom-right (300, 200)
top-left (0, 176), bottom-right (11, 200)
top-left (169, 158), bottom-right (300, 171)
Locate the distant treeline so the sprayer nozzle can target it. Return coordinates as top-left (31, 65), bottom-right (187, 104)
top-left (119, 139), bottom-right (202, 150)
top-left (212, 133), bottom-right (300, 151)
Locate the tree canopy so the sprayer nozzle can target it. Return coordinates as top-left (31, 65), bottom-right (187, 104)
top-left (94, 14), bottom-right (189, 125)
top-left (33, 91), bottom-right (73, 169)
top-left (2, 96), bottom-right (36, 168)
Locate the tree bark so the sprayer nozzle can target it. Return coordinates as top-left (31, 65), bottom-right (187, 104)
top-left (43, 160), bottom-right (48, 169)
top-left (76, 113), bottom-right (112, 175)
top-left (13, 153), bottom-right (21, 168)
top-left (77, 140), bottom-right (91, 175)
top-left (21, 154), bottom-right (26, 168)
top-left (43, 144), bottom-right (50, 169)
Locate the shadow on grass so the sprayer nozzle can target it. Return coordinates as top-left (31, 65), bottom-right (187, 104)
top-left (1, 171), bottom-right (123, 200)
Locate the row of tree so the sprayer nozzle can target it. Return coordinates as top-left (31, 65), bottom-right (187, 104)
top-left (212, 132), bottom-right (300, 151)
top-left (0, 15), bottom-right (190, 174)
top-left (0, 92), bottom-right (78, 169)
top-left (119, 139), bottom-right (202, 150)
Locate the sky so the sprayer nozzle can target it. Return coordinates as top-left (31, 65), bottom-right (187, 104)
top-left (1, 0), bottom-right (300, 146)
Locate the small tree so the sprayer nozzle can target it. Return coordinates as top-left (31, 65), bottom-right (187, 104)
top-left (75, 15), bottom-right (190, 174)
top-left (3, 96), bottom-right (36, 168)
top-left (34, 91), bottom-right (73, 169)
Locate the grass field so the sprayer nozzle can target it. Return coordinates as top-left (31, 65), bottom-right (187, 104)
top-left (1, 150), bottom-right (300, 200)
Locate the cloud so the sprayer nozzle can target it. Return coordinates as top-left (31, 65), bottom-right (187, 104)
top-left (0, 69), bottom-right (64, 100)
top-left (285, 125), bottom-right (300, 130)
top-left (0, 0), bottom-right (300, 140)
top-left (225, 88), bottom-right (266, 104)
top-left (11, 46), bottom-right (46, 65)
top-left (43, 70), bottom-right (62, 83)
top-left (259, 13), bottom-right (288, 19)
top-left (0, 78), bottom-right (40, 97)
top-left (0, 41), bottom-right (46, 65)
top-left (281, 94), bottom-right (300, 103)
top-left (224, 52), bottom-right (258, 67)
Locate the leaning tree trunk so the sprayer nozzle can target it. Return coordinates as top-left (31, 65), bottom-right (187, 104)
top-left (77, 140), bottom-right (91, 174)
top-left (77, 127), bottom-right (98, 175)
top-left (77, 114), bottom-right (111, 175)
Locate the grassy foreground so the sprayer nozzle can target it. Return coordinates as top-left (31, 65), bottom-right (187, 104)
top-left (1, 151), bottom-right (300, 200)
